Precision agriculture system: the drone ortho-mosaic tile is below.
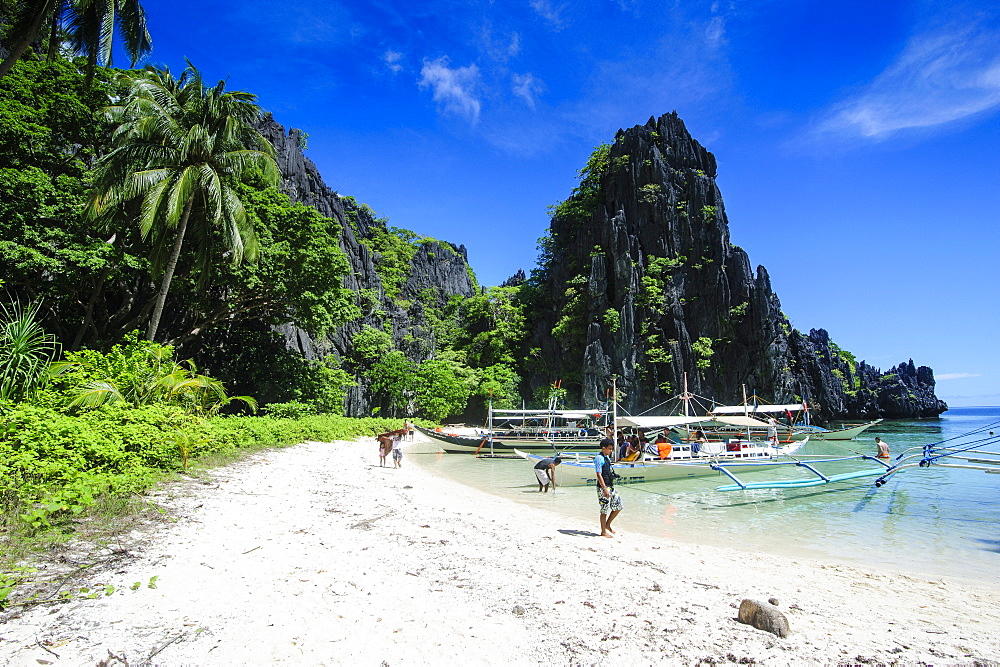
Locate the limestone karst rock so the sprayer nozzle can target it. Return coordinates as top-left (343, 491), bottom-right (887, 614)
top-left (524, 112), bottom-right (945, 421)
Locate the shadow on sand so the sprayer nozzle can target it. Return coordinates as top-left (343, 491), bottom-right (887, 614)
top-left (557, 528), bottom-right (601, 538)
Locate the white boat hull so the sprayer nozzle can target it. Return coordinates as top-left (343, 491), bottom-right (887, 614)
top-left (674, 420), bottom-right (881, 442)
top-left (416, 425), bottom-right (601, 454)
top-left (515, 438), bottom-right (808, 486)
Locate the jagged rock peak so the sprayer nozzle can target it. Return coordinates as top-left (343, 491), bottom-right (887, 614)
top-left (502, 269), bottom-right (527, 287)
top-left (527, 110), bottom-right (944, 421)
top-left (614, 111), bottom-right (717, 177)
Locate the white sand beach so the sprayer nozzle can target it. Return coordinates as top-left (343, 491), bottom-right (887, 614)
top-left (2, 435), bottom-right (999, 666)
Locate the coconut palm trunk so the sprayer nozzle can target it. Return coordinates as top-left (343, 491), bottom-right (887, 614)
top-left (146, 197), bottom-right (192, 341)
top-left (0, 0), bottom-right (152, 83)
top-left (0, 0), bottom-right (60, 80)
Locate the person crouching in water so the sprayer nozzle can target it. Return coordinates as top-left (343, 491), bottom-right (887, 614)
top-left (533, 456), bottom-right (562, 492)
top-left (596, 438), bottom-right (623, 537)
top-left (875, 436), bottom-right (890, 459)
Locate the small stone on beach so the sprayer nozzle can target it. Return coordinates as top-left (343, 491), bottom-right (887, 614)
top-left (738, 599), bottom-right (790, 638)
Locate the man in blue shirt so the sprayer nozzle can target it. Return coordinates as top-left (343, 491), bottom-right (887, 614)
top-left (595, 438), bottom-right (623, 537)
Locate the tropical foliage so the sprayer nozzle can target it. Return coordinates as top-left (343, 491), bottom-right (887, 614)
top-left (85, 62), bottom-right (280, 341)
top-left (0, 299), bottom-right (59, 405)
top-left (49, 331), bottom-right (256, 415)
top-left (0, 0), bottom-right (152, 82)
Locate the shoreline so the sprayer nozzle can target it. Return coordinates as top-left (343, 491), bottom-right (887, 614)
top-left (2, 436), bottom-right (998, 665)
top-left (409, 442), bottom-right (998, 589)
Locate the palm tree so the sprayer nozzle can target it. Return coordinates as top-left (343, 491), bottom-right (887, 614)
top-left (85, 63), bottom-right (280, 341)
top-left (0, 0), bottom-right (152, 82)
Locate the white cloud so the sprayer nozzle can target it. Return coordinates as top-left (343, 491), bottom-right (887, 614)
top-left (508, 33), bottom-right (521, 59)
top-left (705, 15), bottom-right (726, 50)
top-left (512, 72), bottom-right (544, 108)
top-left (530, 0), bottom-right (566, 29)
top-left (418, 57), bottom-right (482, 123)
top-left (936, 373), bottom-right (983, 381)
top-left (383, 50), bottom-right (404, 74)
top-left (818, 25), bottom-right (1000, 139)
top-left (479, 25), bottom-right (521, 63)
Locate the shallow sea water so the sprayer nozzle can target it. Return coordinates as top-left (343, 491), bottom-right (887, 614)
top-left (410, 406), bottom-right (1000, 585)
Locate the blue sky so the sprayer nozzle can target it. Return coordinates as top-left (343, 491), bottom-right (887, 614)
top-left (131, 0), bottom-right (999, 407)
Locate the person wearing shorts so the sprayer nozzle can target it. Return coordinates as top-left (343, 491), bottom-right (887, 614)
top-left (392, 434), bottom-right (403, 468)
top-left (533, 456), bottom-right (562, 492)
top-left (595, 438), bottom-right (622, 537)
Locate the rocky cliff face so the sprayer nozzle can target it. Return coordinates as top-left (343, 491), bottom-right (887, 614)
top-left (527, 112), bottom-right (945, 421)
top-left (258, 116), bottom-right (477, 416)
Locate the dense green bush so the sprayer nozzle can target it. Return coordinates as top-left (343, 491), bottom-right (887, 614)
top-left (0, 403), bottom-right (402, 532)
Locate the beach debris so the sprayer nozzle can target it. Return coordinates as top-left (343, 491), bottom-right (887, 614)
top-left (147, 632), bottom-right (186, 661)
top-left (737, 599), bottom-right (790, 638)
top-left (512, 604), bottom-right (526, 616)
top-left (351, 511), bottom-right (394, 530)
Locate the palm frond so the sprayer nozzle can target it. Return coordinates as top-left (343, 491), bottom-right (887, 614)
top-left (117, 0), bottom-right (152, 66)
top-left (0, 300), bottom-right (60, 402)
top-left (66, 380), bottom-right (126, 408)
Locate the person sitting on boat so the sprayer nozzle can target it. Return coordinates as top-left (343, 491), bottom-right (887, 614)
top-left (767, 418), bottom-right (779, 444)
top-left (655, 433), bottom-right (672, 460)
top-left (533, 456), bottom-right (562, 492)
top-left (875, 436), bottom-right (890, 459)
top-left (616, 431), bottom-right (628, 460)
top-left (691, 428), bottom-right (708, 454)
top-left (622, 435), bottom-right (642, 462)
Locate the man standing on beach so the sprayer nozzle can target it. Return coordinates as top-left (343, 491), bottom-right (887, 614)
top-left (595, 438), bottom-right (622, 537)
top-left (392, 433), bottom-right (403, 468)
top-left (533, 456), bottom-right (562, 492)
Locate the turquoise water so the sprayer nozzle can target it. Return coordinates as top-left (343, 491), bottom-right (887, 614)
top-left (410, 407), bottom-right (1000, 584)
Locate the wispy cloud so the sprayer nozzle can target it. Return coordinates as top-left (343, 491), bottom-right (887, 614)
top-left (232, 1), bottom-right (354, 46)
top-left (512, 73), bottom-right (544, 108)
top-left (817, 24), bottom-right (1000, 139)
top-left (936, 373), bottom-right (983, 381)
top-left (480, 24), bottom-right (520, 62)
top-left (530, 0), bottom-right (566, 29)
top-left (383, 50), bottom-right (404, 74)
top-left (418, 57), bottom-right (482, 123)
top-left (704, 14), bottom-right (726, 50)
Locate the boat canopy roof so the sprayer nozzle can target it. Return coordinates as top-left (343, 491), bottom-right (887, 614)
top-left (710, 403), bottom-right (806, 415)
top-left (616, 415), bottom-right (712, 428)
top-left (491, 409), bottom-right (606, 418)
top-left (714, 415), bottom-right (771, 427)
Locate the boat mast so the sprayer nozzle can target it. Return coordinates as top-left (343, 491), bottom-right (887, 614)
top-left (612, 377), bottom-right (618, 458)
top-left (487, 392), bottom-right (494, 455)
top-left (742, 384), bottom-right (751, 440)
top-left (549, 381), bottom-right (557, 456)
top-left (682, 372), bottom-right (690, 417)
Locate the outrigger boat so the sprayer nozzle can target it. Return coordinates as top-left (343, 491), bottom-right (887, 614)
top-left (513, 407), bottom-right (810, 485)
top-left (673, 401), bottom-right (882, 442)
top-left (417, 408), bottom-right (609, 454)
top-left (714, 420), bottom-right (1000, 492)
top-left (514, 436), bottom-right (810, 485)
top-left (873, 425), bottom-right (1000, 487)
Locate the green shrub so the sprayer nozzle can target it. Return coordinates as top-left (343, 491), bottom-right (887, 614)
top-left (0, 405), bottom-right (404, 533)
top-left (263, 401), bottom-right (316, 419)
